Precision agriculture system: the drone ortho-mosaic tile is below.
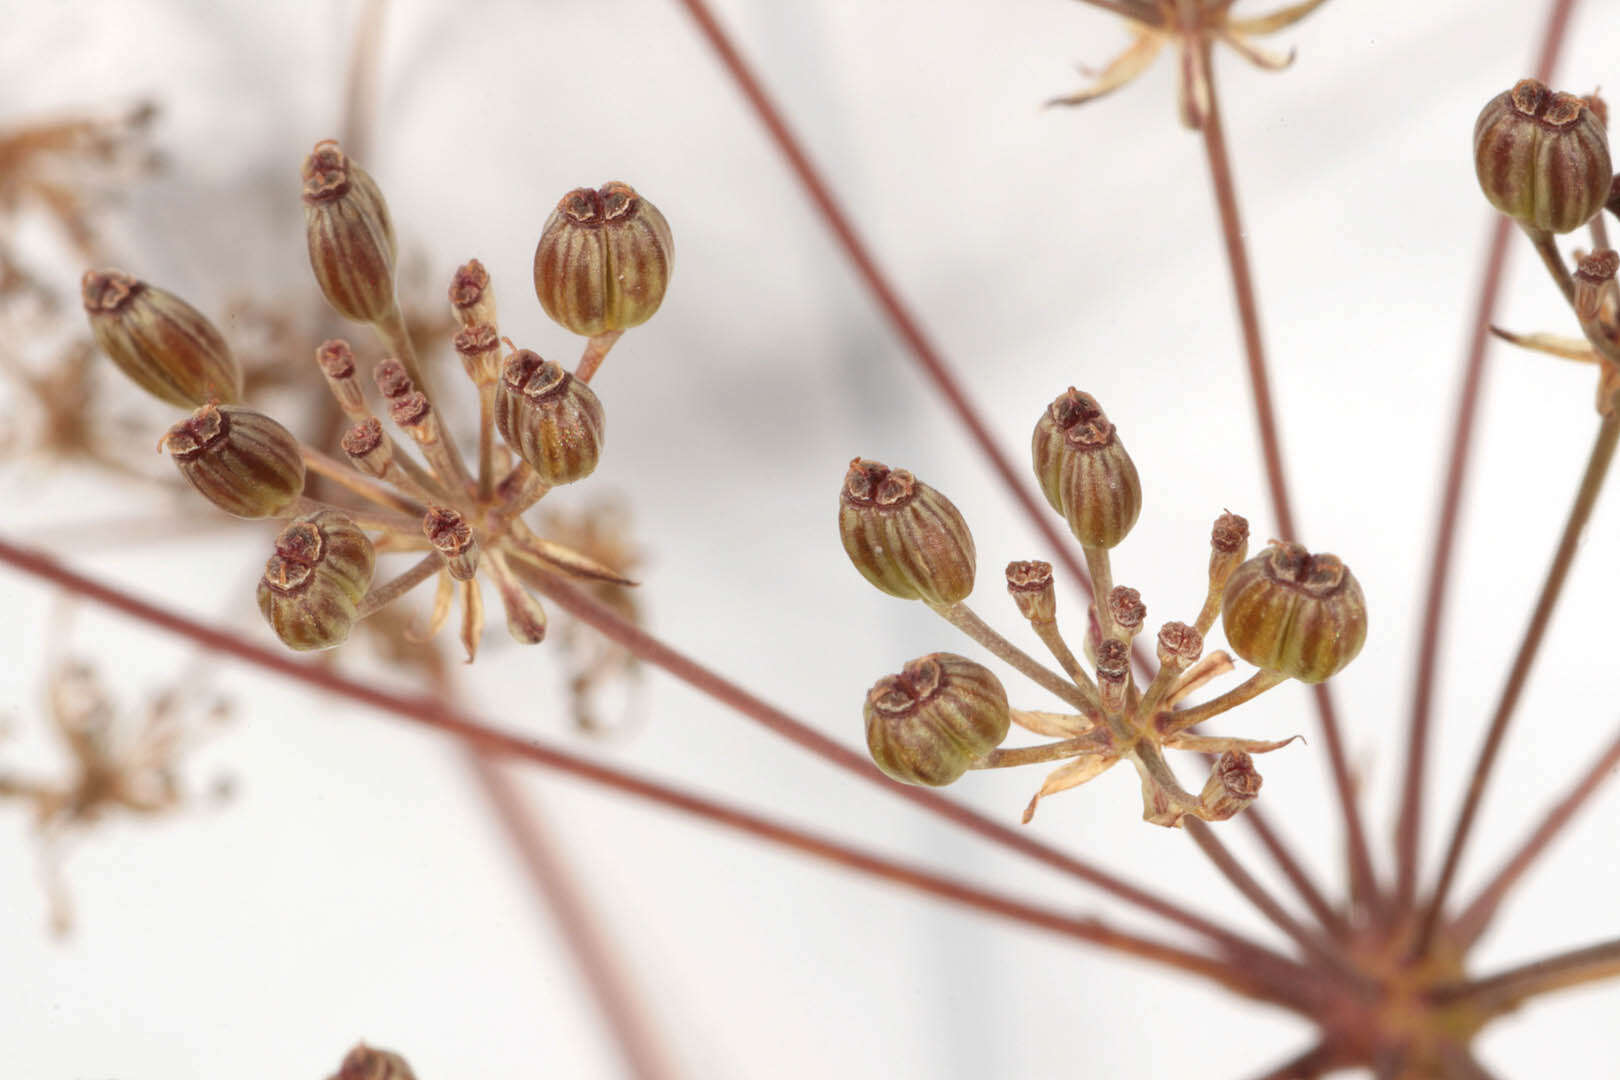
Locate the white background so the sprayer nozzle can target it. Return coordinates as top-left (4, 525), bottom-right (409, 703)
top-left (2, 1), bottom-right (1619, 1076)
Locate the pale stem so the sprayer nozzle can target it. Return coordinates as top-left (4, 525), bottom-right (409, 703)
top-left (1429, 937), bottom-right (1620, 1016)
top-left (1135, 655), bottom-right (1189, 729)
top-left (1590, 211), bottom-right (1611, 252)
top-left (1160, 669), bottom-right (1286, 737)
top-left (1082, 544), bottom-right (1115, 639)
top-left (379, 447), bottom-right (451, 507)
top-left (373, 301), bottom-right (430, 397)
top-left (931, 601), bottom-right (1099, 717)
top-left (1525, 226), bottom-right (1576, 305)
top-left (300, 445), bottom-right (424, 516)
top-left (407, 410), bottom-right (478, 501)
top-left (1414, 405), bottom-right (1620, 958)
top-left (974, 733), bottom-right (1110, 769)
top-left (1028, 618), bottom-right (1101, 707)
top-left (477, 381), bottom-right (497, 502)
top-left (355, 552), bottom-right (444, 619)
top-left (289, 495), bottom-right (421, 536)
top-left (576, 330), bottom-right (624, 384)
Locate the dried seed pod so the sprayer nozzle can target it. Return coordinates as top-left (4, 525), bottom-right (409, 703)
top-left (449, 258), bottom-right (496, 328)
top-left (839, 459), bottom-right (976, 606)
top-left (494, 349), bottom-right (605, 485)
top-left (301, 139), bottom-right (399, 323)
top-left (424, 506), bottom-right (479, 581)
top-left (256, 510), bottom-right (376, 651)
top-left (1199, 750), bottom-right (1262, 822)
top-left (160, 403), bottom-right (305, 518)
top-left (533, 181), bottom-right (673, 336)
top-left (328, 1043), bottom-right (417, 1080)
top-left (1005, 560), bottom-right (1056, 623)
top-left (1031, 388), bottom-right (1141, 549)
top-left (81, 269), bottom-right (242, 408)
top-left (1221, 542), bottom-right (1367, 684)
top-left (864, 653), bottom-right (1010, 786)
top-left (1475, 79), bottom-right (1612, 234)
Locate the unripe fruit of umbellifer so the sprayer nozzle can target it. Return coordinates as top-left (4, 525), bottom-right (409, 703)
top-left (257, 510), bottom-right (376, 651)
top-left (533, 182), bottom-right (673, 337)
top-left (1221, 542), bottom-right (1367, 684)
top-left (301, 139), bottom-right (399, 323)
top-left (864, 653), bottom-right (1010, 786)
top-left (494, 350), bottom-right (605, 486)
top-left (160, 404), bottom-right (305, 518)
top-left (1032, 388), bottom-right (1141, 549)
top-left (1475, 79), bottom-right (1612, 235)
top-left (839, 459), bottom-right (976, 606)
top-left (81, 269), bottom-right (243, 408)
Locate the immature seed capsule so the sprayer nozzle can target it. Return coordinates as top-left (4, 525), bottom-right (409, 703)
top-left (494, 349), bottom-right (605, 485)
top-left (1199, 751), bottom-right (1262, 822)
top-left (1221, 542), bottom-right (1367, 683)
top-left (301, 139), bottom-right (399, 323)
top-left (864, 653), bottom-right (1010, 786)
top-left (81, 269), bottom-right (242, 408)
top-left (160, 404), bottom-right (305, 518)
top-left (1475, 79), bottom-right (1612, 234)
top-left (424, 506), bottom-right (480, 582)
top-left (256, 510), bottom-right (376, 651)
top-left (1031, 389), bottom-right (1141, 549)
top-left (533, 182), bottom-right (673, 336)
top-left (839, 459), bottom-right (976, 606)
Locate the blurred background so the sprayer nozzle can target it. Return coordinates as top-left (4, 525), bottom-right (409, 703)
top-left (2, 1), bottom-right (1619, 1076)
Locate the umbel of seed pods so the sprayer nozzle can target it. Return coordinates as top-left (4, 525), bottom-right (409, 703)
top-left (82, 140), bottom-right (673, 657)
top-left (842, 389), bottom-right (1367, 826)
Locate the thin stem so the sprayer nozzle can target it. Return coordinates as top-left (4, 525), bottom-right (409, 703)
top-left (576, 330), bottom-right (623, 384)
top-left (290, 494), bottom-right (420, 535)
top-left (1028, 619), bottom-right (1100, 706)
top-left (1070, 0), bottom-right (1162, 23)
top-left (355, 552), bottom-right (443, 619)
top-left (1243, 808), bottom-right (1351, 940)
top-left (477, 382), bottom-right (497, 503)
top-left (300, 445), bottom-right (425, 516)
top-left (975, 733), bottom-right (1110, 769)
top-left (1198, 53), bottom-right (1380, 912)
top-left (1430, 936), bottom-right (1620, 1015)
top-left (1160, 669), bottom-right (1285, 737)
top-left (1454, 714), bottom-right (1620, 946)
top-left (1082, 544), bottom-right (1115, 639)
top-left (1526, 226), bottom-right (1576, 306)
top-left (932, 601), bottom-right (1098, 716)
top-left (1244, 1042), bottom-right (1342, 1080)
top-left (1415, 407), bottom-right (1620, 958)
top-left (374, 302), bottom-right (429, 398)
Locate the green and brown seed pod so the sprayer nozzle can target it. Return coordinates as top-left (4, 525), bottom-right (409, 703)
top-left (1031, 389), bottom-right (1141, 549)
top-left (301, 139), bottom-right (399, 323)
top-left (81, 269), bottom-right (242, 408)
top-left (864, 653), bottom-right (1010, 787)
top-left (1221, 542), bottom-right (1367, 684)
top-left (256, 510), bottom-right (376, 651)
top-left (839, 459), bottom-right (976, 606)
top-left (160, 404), bottom-right (305, 518)
top-left (1475, 79), bottom-right (1612, 234)
top-left (494, 349), bottom-right (605, 485)
top-left (533, 182), bottom-right (673, 337)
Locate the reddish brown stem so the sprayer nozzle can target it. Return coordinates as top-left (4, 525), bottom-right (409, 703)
top-left (1243, 807), bottom-right (1350, 940)
top-left (1394, 0), bottom-right (1581, 919)
top-left (1245, 1042), bottom-right (1344, 1080)
top-left (1430, 936), bottom-right (1620, 1016)
top-left (1198, 52), bottom-right (1380, 912)
top-left (466, 752), bottom-right (681, 1080)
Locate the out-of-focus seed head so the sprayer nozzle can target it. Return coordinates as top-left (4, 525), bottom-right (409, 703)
top-left (494, 349), bottom-right (605, 486)
top-left (533, 182), bottom-right (673, 337)
top-left (839, 459), bottom-right (976, 606)
top-left (424, 506), bottom-right (480, 582)
top-left (449, 258), bottom-right (496, 329)
top-left (1199, 750), bottom-right (1262, 822)
top-left (1221, 542), bottom-right (1367, 683)
top-left (81, 269), bottom-right (243, 407)
top-left (160, 404), bottom-right (305, 518)
top-left (1031, 388), bottom-right (1141, 549)
top-left (301, 139), bottom-right (399, 323)
top-left (256, 510), bottom-right (376, 651)
top-left (863, 653), bottom-right (1010, 787)
top-left (328, 1043), bottom-right (417, 1080)
top-left (1475, 79), bottom-right (1612, 234)
top-left (1005, 560), bottom-right (1056, 623)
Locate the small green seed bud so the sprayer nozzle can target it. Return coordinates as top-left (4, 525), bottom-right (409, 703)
top-left (81, 269), bottom-right (242, 407)
top-left (160, 403), bottom-right (305, 518)
top-left (1031, 389), bottom-right (1141, 549)
top-left (1005, 560), bottom-right (1056, 623)
top-left (424, 506), bottom-right (479, 582)
top-left (1221, 543), bottom-right (1367, 683)
top-left (1199, 751), bottom-right (1261, 822)
top-left (494, 349), bottom-right (606, 486)
top-left (256, 510), bottom-right (376, 651)
top-left (863, 653), bottom-right (1010, 787)
top-left (839, 459), bottom-right (976, 606)
top-left (1475, 79), bottom-right (1612, 234)
top-left (302, 139), bottom-right (399, 323)
top-left (533, 182), bottom-right (673, 336)
top-left (449, 258), bottom-right (496, 329)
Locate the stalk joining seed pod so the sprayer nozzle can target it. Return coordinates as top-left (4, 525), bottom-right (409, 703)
top-left (256, 510), bottom-right (376, 651)
top-left (533, 182), bottom-right (673, 337)
top-left (1474, 79), bottom-right (1612, 235)
top-left (301, 139), bottom-right (399, 323)
top-left (863, 653), bottom-right (1010, 787)
top-left (81, 269), bottom-right (243, 407)
top-left (494, 349), bottom-right (606, 486)
top-left (1221, 542), bottom-right (1367, 684)
top-left (1005, 560), bottom-right (1056, 623)
top-left (839, 459), bottom-right (976, 606)
top-left (160, 404), bottom-right (305, 518)
top-left (1031, 388), bottom-right (1142, 549)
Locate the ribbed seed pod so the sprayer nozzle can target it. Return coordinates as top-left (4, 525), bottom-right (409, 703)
top-left (81, 269), bottom-right (242, 408)
top-left (1005, 560), bottom-right (1056, 623)
top-left (160, 404), bottom-right (305, 518)
top-left (533, 182), bottom-right (673, 336)
top-left (1221, 543), bottom-right (1367, 683)
top-left (1475, 79), bottom-right (1612, 234)
top-left (839, 459), bottom-right (976, 606)
top-left (1031, 388), bottom-right (1141, 549)
top-left (327, 1043), bottom-right (417, 1080)
top-left (864, 653), bottom-right (1010, 786)
top-left (494, 349), bottom-right (605, 485)
top-left (301, 139), bottom-right (398, 323)
top-left (1199, 751), bottom-right (1262, 822)
top-left (256, 510), bottom-right (376, 651)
